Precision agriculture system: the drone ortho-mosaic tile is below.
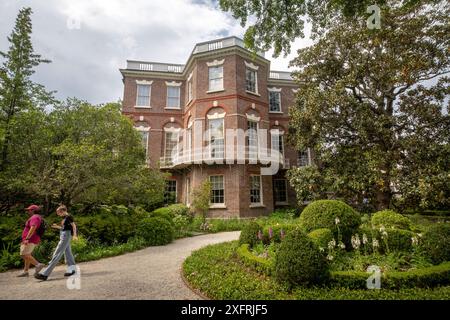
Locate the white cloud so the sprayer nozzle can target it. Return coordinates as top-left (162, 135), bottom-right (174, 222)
top-left (0, 0), bottom-right (310, 104)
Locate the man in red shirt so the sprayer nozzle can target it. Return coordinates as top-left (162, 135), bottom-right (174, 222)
top-left (18, 205), bottom-right (45, 277)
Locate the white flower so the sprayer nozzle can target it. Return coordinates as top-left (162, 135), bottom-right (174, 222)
top-left (327, 254), bottom-right (334, 261)
top-left (319, 247), bottom-right (325, 252)
top-left (411, 237), bottom-right (418, 246)
top-left (339, 242), bottom-right (346, 249)
top-left (372, 239), bottom-right (379, 248)
top-left (335, 217), bottom-right (340, 225)
top-left (418, 233), bottom-right (423, 238)
top-left (381, 231), bottom-right (388, 238)
top-left (362, 234), bottom-right (368, 245)
top-left (328, 239), bottom-right (336, 250)
top-left (351, 235), bottom-right (361, 250)
top-left (379, 225), bottom-right (385, 233)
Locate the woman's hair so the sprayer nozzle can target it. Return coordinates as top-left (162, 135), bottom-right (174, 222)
top-left (56, 205), bottom-right (67, 213)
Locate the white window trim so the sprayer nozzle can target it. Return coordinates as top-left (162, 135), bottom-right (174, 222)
top-left (135, 80), bottom-right (153, 108)
top-left (268, 89), bottom-right (282, 113)
top-left (206, 59), bottom-right (225, 67)
top-left (165, 81), bottom-right (182, 110)
top-left (250, 175), bottom-right (264, 207)
top-left (245, 67), bottom-right (259, 96)
top-left (207, 111), bottom-right (226, 119)
top-left (274, 179), bottom-right (289, 205)
top-left (271, 131), bottom-right (285, 158)
top-left (209, 175), bottom-right (225, 207)
top-left (246, 113), bottom-right (260, 122)
top-left (244, 61), bottom-right (259, 71)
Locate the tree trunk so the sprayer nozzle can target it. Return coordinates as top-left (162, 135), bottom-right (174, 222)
top-left (376, 189), bottom-right (391, 210)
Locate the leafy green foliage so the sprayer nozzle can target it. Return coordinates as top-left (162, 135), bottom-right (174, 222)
top-left (420, 223), bottom-right (450, 264)
top-left (298, 200), bottom-right (361, 245)
top-left (183, 241), bottom-right (450, 299)
top-left (136, 217), bottom-right (174, 246)
top-left (190, 180), bottom-right (211, 221)
top-left (287, 1), bottom-right (449, 210)
top-left (308, 228), bottom-right (334, 250)
top-left (236, 243), bottom-right (273, 276)
top-left (274, 229), bottom-right (329, 288)
top-left (238, 221), bottom-right (262, 248)
top-left (371, 210), bottom-right (412, 230)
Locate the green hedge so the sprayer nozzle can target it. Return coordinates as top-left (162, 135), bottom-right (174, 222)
top-left (239, 221), bottom-right (262, 248)
top-left (236, 244), bottom-right (273, 276)
top-left (330, 262), bottom-right (450, 289)
top-left (308, 228), bottom-right (334, 250)
top-left (263, 224), bottom-right (299, 243)
top-left (357, 227), bottom-right (415, 253)
top-left (299, 200), bottom-right (361, 245)
top-left (371, 210), bottom-right (412, 230)
top-left (274, 228), bottom-right (329, 287)
top-left (419, 223), bottom-right (450, 264)
top-left (136, 217), bottom-right (174, 246)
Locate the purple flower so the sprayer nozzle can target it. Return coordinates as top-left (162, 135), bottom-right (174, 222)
top-left (268, 227), bottom-right (273, 239)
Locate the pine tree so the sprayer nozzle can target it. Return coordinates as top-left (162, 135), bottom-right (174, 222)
top-left (0, 7), bottom-right (51, 171)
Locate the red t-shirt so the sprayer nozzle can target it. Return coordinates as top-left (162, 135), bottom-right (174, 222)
top-left (21, 214), bottom-right (42, 244)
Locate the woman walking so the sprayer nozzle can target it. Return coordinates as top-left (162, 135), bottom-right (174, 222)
top-left (35, 205), bottom-right (78, 281)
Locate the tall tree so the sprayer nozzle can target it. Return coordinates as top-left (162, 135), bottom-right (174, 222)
top-left (0, 7), bottom-right (52, 171)
top-left (220, 0), bottom-right (435, 57)
top-left (287, 1), bottom-right (449, 210)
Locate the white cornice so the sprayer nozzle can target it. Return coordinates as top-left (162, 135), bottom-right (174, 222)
top-left (165, 81), bottom-right (182, 87)
top-left (244, 61), bottom-right (259, 71)
top-left (136, 80), bottom-right (153, 85)
top-left (246, 113), bottom-right (261, 122)
top-left (206, 59), bottom-right (225, 67)
top-left (135, 125), bottom-right (150, 132)
top-left (163, 127), bottom-right (181, 133)
top-left (207, 111), bottom-right (226, 119)
top-left (268, 87), bottom-right (282, 92)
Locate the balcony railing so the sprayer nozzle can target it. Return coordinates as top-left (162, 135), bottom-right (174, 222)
top-left (269, 71), bottom-right (293, 80)
top-left (126, 60), bottom-right (185, 73)
top-left (159, 150), bottom-right (291, 169)
top-left (193, 36), bottom-right (265, 57)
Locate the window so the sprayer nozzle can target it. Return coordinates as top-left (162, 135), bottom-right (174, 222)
top-left (210, 176), bottom-right (224, 204)
top-left (164, 180), bottom-right (177, 204)
top-left (247, 121), bottom-right (258, 159)
top-left (164, 131), bottom-right (179, 165)
top-left (246, 68), bottom-right (257, 93)
top-left (188, 80), bottom-right (193, 102)
top-left (186, 178), bottom-right (191, 206)
top-left (269, 91), bottom-right (281, 112)
top-left (136, 84), bottom-right (151, 107)
top-left (250, 176), bottom-right (262, 204)
top-left (167, 86), bottom-right (180, 108)
top-left (271, 133), bottom-right (284, 158)
top-left (298, 149), bottom-right (311, 167)
top-left (140, 131), bottom-right (149, 159)
top-left (274, 179), bottom-right (288, 204)
top-left (208, 66), bottom-right (223, 91)
top-left (209, 118), bottom-right (224, 159)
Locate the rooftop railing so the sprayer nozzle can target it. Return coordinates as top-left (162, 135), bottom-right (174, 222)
top-left (126, 60), bottom-right (185, 73)
top-left (269, 71), bottom-right (293, 80)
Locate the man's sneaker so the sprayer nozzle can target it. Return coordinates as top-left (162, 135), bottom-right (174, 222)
top-left (64, 271), bottom-right (76, 277)
top-left (34, 273), bottom-right (48, 281)
top-left (34, 263), bottom-right (45, 274)
top-left (17, 271), bottom-right (29, 277)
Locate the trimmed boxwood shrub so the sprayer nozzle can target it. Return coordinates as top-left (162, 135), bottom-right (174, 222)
top-left (356, 227), bottom-right (414, 253)
top-left (420, 223), bottom-right (450, 264)
top-left (330, 262), bottom-right (450, 289)
top-left (236, 244), bottom-right (274, 275)
top-left (371, 210), bottom-right (411, 230)
top-left (298, 200), bottom-right (361, 245)
top-left (239, 221), bottom-right (263, 248)
top-left (274, 229), bottom-right (329, 288)
top-left (308, 228), bottom-right (334, 250)
top-left (136, 217), bottom-right (174, 246)
top-left (263, 224), bottom-right (299, 243)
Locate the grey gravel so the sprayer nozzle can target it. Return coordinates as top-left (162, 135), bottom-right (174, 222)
top-left (0, 231), bottom-right (240, 300)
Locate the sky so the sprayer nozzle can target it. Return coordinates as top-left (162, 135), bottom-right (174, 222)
top-left (0, 0), bottom-right (313, 104)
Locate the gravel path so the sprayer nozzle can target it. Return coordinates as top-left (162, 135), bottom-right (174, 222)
top-left (0, 231), bottom-right (239, 300)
